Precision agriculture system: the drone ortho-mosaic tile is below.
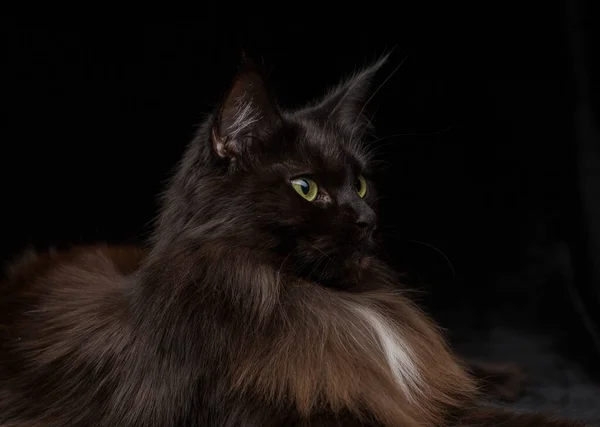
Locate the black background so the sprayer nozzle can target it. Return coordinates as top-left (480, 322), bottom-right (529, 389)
top-left (3, 6), bottom-right (600, 380)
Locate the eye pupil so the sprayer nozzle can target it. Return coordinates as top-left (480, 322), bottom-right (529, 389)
top-left (299, 179), bottom-right (309, 195)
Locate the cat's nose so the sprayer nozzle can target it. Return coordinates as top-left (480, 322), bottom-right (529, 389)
top-left (355, 208), bottom-right (376, 233)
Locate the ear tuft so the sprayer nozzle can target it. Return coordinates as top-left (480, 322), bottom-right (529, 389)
top-left (300, 52), bottom-right (393, 135)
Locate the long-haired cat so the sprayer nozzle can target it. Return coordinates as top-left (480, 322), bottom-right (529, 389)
top-left (0, 55), bottom-right (587, 426)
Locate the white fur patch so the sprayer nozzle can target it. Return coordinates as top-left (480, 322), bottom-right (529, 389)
top-left (352, 305), bottom-right (420, 399)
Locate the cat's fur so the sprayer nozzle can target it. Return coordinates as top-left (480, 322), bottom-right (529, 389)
top-left (0, 56), bottom-right (587, 426)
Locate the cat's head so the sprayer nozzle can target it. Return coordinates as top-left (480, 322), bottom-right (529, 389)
top-left (161, 56), bottom-right (389, 285)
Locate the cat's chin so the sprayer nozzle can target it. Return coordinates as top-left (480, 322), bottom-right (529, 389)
top-left (352, 237), bottom-right (378, 264)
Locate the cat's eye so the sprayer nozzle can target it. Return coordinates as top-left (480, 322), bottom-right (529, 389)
top-left (356, 175), bottom-right (367, 198)
top-left (291, 177), bottom-right (319, 202)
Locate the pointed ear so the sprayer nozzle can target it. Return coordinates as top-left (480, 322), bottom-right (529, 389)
top-left (212, 61), bottom-right (281, 160)
top-left (301, 54), bottom-right (390, 134)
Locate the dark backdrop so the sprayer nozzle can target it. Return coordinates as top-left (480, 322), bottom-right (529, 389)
top-left (3, 5), bottom-right (600, 379)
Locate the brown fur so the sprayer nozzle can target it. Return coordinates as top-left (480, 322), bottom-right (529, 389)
top-left (1, 243), bottom-right (585, 426)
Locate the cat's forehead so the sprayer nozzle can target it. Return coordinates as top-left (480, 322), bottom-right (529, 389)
top-left (286, 116), bottom-right (370, 173)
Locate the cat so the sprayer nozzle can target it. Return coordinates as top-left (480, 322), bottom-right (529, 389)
top-left (0, 55), bottom-right (587, 426)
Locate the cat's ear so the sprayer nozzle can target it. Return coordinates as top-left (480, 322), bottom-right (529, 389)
top-left (301, 54), bottom-right (390, 134)
top-left (212, 59), bottom-right (282, 160)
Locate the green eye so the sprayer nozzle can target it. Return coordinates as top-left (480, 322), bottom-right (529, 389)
top-left (291, 177), bottom-right (319, 202)
top-left (356, 175), bottom-right (367, 198)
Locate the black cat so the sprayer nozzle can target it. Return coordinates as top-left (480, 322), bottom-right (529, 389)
top-left (0, 55), bottom-right (586, 427)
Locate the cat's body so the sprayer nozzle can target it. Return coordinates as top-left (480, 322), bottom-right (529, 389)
top-left (0, 243), bottom-right (471, 426)
top-left (0, 56), bottom-right (587, 426)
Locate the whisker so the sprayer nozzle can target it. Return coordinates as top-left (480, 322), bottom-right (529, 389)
top-left (306, 243), bottom-right (333, 263)
top-left (407, 239), bottom-right (456, 277)
top-left (316, 258), bottom-right (332, 283)
top-left (276, 248), bottom-right (296, 285)
top-left (308, 254), bottom-right (327, 282)
top-left (370, 125), bottom-right (458, 145)
top-left (368, 196), bottom-right (386, 208)
top-left (360, 126), bottom-right (459, 164)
